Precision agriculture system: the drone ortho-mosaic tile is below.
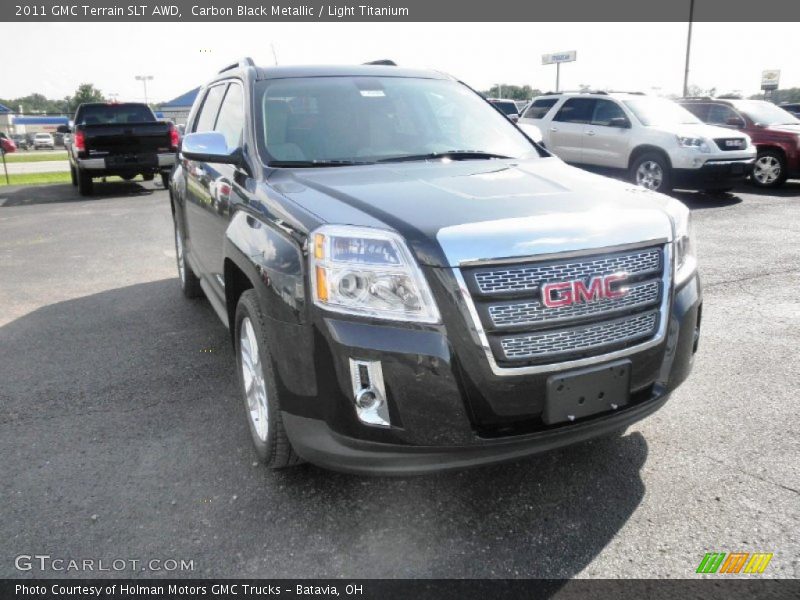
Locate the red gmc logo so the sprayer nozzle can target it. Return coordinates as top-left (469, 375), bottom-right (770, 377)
top-left (541, 273), bottom-right (628, 308)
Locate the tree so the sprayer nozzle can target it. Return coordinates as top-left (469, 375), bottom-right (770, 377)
top-left (66, 83), bottom-right (105, 111)
top-left (748, 87), bottom-right (800, 103)
top-left (481, 84), bottom-right (543, 101)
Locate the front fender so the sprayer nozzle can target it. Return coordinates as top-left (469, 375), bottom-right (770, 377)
top-left (224, 210), bottom-right (317, 398)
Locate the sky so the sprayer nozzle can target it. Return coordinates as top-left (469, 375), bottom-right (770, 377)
top-left (1, 22), bottom-right (798, 104)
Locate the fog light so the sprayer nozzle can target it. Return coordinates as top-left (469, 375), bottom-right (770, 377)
top-left (349, 359), bottom-right (390, 428)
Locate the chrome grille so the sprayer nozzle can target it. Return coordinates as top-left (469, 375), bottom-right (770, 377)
top-left (473, 247), bottom-right (661, 295)
top-left (489, 280), bottom-right (660, 327)
top-left (461, 244), bottom-right (669, 367)
top-left (500, 312), bottom-right (658, 360)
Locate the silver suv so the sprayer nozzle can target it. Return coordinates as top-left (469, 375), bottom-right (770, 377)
top-left (520, 92), bottom-right (756, 193)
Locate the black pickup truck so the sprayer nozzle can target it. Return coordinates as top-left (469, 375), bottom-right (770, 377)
top-left (170, 59), bottom-right (702, 475)
top-left (59, 102), bottom-right (178, 195)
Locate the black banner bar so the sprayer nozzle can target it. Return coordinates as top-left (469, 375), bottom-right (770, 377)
top-left (3, 0), bottom-right (800, 22)
top-left (2, 579), bottom-right (799, 600)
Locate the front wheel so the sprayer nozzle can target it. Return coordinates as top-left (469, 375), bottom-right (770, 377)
top-left (70, 165), bottom-right (77, 186)
top-left (235, 290), bottom-right (302, 469)
top-left (751, 150), bottom-right (787, 188)
top-left (631, 153), bottom-right (672, 193)
top-left (161, 172), bottom-right (170, 189)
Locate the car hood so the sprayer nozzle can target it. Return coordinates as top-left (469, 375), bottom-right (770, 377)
top-left (765, 123), bottom-right (800, 136)
top-left (667, 123), bottom-right (748, 140)
top-left (268, 157), bottom-right (677, 267)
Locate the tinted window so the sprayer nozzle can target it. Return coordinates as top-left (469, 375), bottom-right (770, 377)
top-left (706, 104), bottom-right (742, 126)
top-left (554, 98), bottom-right (596, 123)
top-left (491, 101), bottom-right (519, 115)
top-left (681, 103), bottom-right (709, 121)
top-left (214, 83), bottom-right (244, 149)
top-left (256, 77), bottom-right (538, 164)
top-left (523, 98), bottom-right (558, 119)
top-left (194, 84), bottom-right (227, 133)
top-left (729, 100), bottom-right (800, 126)
top-left (591, 100), bottom-right (627, 126)
top-left (76, 104), bottom-right (155, 125)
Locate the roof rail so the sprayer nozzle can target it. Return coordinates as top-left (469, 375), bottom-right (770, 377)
top-left (363, 59), bottom-right (397, 66)
top-left (605, 90), bottom-right (646, 95)
top-left (680, 96), bottom-right (713, 101)
top-left (218, 57), bottom-right (255, 74)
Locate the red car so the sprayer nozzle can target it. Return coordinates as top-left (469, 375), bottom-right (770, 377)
top-left (679, 98), bottom-right (800, 188)
top-left (0, 134), bottom-right (17, 154)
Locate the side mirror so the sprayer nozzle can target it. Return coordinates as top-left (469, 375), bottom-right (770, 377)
top-left (725, 117), bottom-right (744, 128)
top-left (609, 117), bottom-right (631, 129)
top-left (182, 132), bottom-right (239, 164)
top-left (508, 114), bottom-right (520, 123)
top-left (56, 125), bottom-right (71, 134)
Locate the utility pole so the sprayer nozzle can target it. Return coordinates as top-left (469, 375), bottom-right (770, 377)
top-left (683, 0), bottom-right (695, 97)
top-left (135, 75), bottom-right (154, 106)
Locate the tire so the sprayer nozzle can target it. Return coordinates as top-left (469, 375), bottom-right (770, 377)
top-left (235, 289), bottom-right (302, 469)
top-left (161, 172), bottom-right (170, 189)
top-left (173, 219), bottom-right (202, 298)
top-left (142, 173), bottom-right (155, 182)
top-left (70, 165), bottom-right (77, 186)
top-left (751, 149), bottom-right (787, 188)
top-left (631, 152), bottom-right (672, 193)
top-left (77, 169), bottom-right (93, 196)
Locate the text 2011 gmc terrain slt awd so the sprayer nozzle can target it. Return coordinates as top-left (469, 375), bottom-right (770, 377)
top-left (169, 59), bottom-right (702, 475)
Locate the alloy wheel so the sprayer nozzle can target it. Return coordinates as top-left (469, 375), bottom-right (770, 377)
top-left (240, 317), bottom-right (269, 442)
top-left (636, 161), bottom-right (664, 191)
top-left (753, 155), bottom-right (781, 185)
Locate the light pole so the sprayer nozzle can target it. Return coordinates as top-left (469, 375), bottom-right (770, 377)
top-left (682, 0), bottom-right (695, 97)
top-left (135, 75), bottom-right (154, 106)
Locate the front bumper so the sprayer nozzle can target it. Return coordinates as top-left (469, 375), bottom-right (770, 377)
top-left (277, 269), bottom-right (702, 475)
top-left (673, 158), bottom-right (754, 189)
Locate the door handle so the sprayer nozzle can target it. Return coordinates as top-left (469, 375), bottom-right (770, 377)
top-left (586, 130), bottom-right (596, 136)
top-left (550, 127), bottom-right (558, 132)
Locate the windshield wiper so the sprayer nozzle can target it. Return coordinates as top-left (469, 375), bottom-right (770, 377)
top-left (377, 150), bottom-right (512, 163)
top-left (269, 159), bottom-right (374, 168)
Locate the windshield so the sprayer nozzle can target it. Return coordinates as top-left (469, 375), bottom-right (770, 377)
top-left (624, 97), bottom-right (701, 126)
top-left (255, 76), bottom-right (538, 165)
top-left (731, 100), bottom-right (800, 126)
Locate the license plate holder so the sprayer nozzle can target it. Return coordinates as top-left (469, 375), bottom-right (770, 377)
top-left (543, 360), bottom-right (631, 425)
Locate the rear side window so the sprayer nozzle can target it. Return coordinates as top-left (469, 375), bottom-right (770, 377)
top-left (214, 83), bottom-right (245, 149)
top-left (591, 100), bottom-right (627, 126)
top-left (523, 98), bottom-right (558, 119)
top-left (553, 98), bottom-right (596, 124)
top-left (193, 84), bottom-right (227, 133)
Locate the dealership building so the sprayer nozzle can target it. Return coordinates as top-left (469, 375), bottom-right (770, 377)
top-left (159, 87), bottom-right (200, 125)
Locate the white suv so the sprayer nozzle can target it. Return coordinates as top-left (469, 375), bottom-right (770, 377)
top-left (33, 132), bottom-right (55, 150)
top-left (519, 92), bottom-right (756, 193)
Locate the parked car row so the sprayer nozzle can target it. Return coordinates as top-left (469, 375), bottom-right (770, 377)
top-left (517, 91), bottom-right (800, 191)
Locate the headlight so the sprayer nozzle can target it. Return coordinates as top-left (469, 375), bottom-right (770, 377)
top-left (676, 135), bottom-right (711, 153)
top-left (664, 199), bottom-right (696, 284)
top-left (310, 225), bottom-right (440, 323)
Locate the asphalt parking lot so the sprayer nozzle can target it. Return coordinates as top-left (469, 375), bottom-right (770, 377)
top-left (0, 179), bottom-right (798, 579)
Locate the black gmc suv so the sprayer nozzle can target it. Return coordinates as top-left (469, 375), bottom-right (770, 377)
top-left (170, 58), bottom-right (702, 475)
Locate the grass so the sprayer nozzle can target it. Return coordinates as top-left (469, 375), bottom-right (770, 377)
top-left (2, 151), bottom-right (68, 163)
top-left (0, 172), bottom-right (156, 187)
top-left (0, 172), bottom-right (72, 186)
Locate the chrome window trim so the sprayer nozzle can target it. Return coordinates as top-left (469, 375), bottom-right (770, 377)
top-left (453, 242), bottom-right (673, 376)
